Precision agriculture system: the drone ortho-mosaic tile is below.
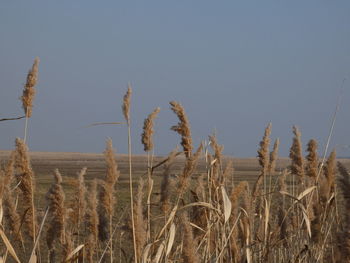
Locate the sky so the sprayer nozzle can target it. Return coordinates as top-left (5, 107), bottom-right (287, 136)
top-left (1, 1), bottom-right (350, 157)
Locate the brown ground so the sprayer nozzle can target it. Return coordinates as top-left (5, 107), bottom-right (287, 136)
top-left (1, 150), bottom-right (349, 209)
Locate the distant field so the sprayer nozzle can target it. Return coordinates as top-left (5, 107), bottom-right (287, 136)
top-left (1, 150), bottom-right (349, 208)
top-left (0, 150), bottom-right (275, 207)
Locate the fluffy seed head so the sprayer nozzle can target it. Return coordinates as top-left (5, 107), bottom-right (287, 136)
top-left (268, 138), bottom-right (280, 174)
top-left (306, 139), bottom-right (318, 178)
top-left (21, 57), bottom-right (39, 118)
top-left (141, 107), bottom-right (160, 152)
top-left (122, 84), bottom-right (132, 123)
top-left (46, 169), bottom-right (65, 250)
top-left (70, 167), bottom-right (87, 227)
top-left (2, 154), bottom-right (21, 240)
top-left (170, 101), bottom-right (193, 158)
top-left (257, 123), bottom-right (272, 174)
top-left (104, 139), bottom-right (120, 186)
top-left (14, 137), bottom-right (37, 238)
top-left (98, 139), bottom-right (120, 241)
top-left (209, 134), bottom-right (224, 183)
top-left (289, 126), bottom-right (305, 179)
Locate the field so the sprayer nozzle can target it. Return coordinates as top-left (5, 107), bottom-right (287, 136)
top-left (1, 150), bottom-right (295, 206)
top-left (0, 150), bottom-right (293, 217)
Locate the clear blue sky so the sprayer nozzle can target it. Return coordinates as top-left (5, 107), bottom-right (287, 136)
top-left (1, 1), bottom-right (350, 157)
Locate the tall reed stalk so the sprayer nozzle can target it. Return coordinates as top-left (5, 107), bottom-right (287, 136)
top-left (21, 57), bottom-right (39, 144)
top-left (141, 107), bottom-right (160, 242)
top-left (122, 84), bottom-right (138, 263)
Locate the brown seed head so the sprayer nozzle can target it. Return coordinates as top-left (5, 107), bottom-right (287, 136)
top-left (306, 139), bottom-right (318, 178)
top-left (289, 126), bottom-right (305, 179)
top-left (257, 123), bottom-right (272, 174)
top-left (14, 137), bottom-right (37, 238)
top-left (141, 107), bottom-right (160, 152)
top-left (170, 101), bottom-right (193, 158)
top-left (21, 57), bottom-right (39, 118)
top-left (98, 139), bottom-right (120, 241)
top-left (104, 138), bottom-right (120, 186)
top-left (268, 138), bottom-right (280, 174)
top-left (70, 167), bottom-right (87, 227)
top-left (122, 84), bottom-right (132, 124)
top-left (46, 169), bottom-right (65, 250)
top-left (2, 154), bottom-right (21, 240)
top-left (209, 134), bottom-right (224, 183)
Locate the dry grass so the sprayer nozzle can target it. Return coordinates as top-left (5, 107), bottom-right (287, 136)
top-left (1, 64), bottom-right (350, 263)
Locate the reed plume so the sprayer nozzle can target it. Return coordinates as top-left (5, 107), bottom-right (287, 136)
top-left (252, 123), bottom-right (271, 198)
top-left (289, 126), bottom-right (305, 181)
top-left (209, 134), bottom-right (224, 184)
top-left (104, 139), bottom-right (120, 185)
top-left (46, 169), bottom-right (65, 256)
top-left (170, 101), bottom-right (193, 158)
top-left (2, 152), bottom-right (21, 240)
top-left (98, 139), bottom-right (119, 241)
top-left (14, 137), bottom-right (37, 240)
top-left (70, 167), bottom-right (87, 239)
top-left (258, 123), bottom-right (272, 173)
top-left (209, 134), bottom-right (224, 163)
top-left (306, 139), bottom-right (319, 179)
top-left (21, 57), bottom-right (39, 118)
top-left (141, 107), bottom-right (160, 152)
top-left (122, 84), bottom-right (132, 124)
top-left (98, 139), bottom-right (120, 263)
top-left (268, 138), bottom-right (279, 174)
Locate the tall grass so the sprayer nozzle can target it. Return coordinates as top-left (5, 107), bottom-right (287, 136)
top-left (1, 65), bottom-right (349, 263)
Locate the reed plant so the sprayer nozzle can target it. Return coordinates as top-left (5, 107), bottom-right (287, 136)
top-left (1, 68), bottom-right (350, 263)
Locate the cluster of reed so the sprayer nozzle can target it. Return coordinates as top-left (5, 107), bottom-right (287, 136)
top-left (0, 59), bottom-right (349, 263)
